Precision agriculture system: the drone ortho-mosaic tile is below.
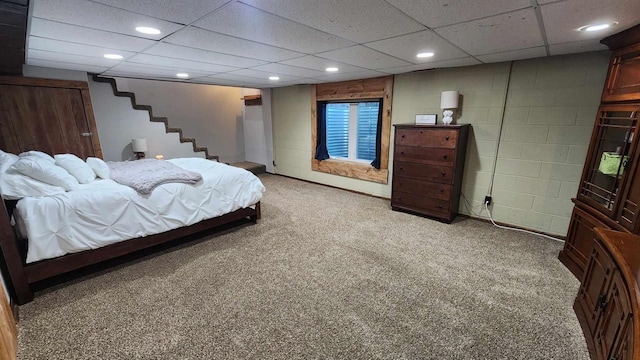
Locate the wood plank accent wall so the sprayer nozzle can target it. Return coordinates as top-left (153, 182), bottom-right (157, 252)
top-left (0, 76), bottom-right (103, 159)
top-left (311, 76), bottom-right (393, 184)
top-left (0, 0), bottom-right (28, 76)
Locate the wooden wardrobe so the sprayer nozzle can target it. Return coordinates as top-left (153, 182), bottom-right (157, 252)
top-left (558, 23), bottom-right (640, 360)
top-left (0, 76), bottom-right (102, 159)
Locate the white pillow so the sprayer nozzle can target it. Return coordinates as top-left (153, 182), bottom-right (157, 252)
top-left (0, 149), bottom-right (18, 174)
top-left (86, 157), bottom-right (110, 179)
top-left (0, 171), bottom-right (66, 200)
top-left (55, 154), bottom-right (96, 184)
top-left (19, 150), bottom-right (55, 163)
top-left (9, 157), bottom-right (79, 191)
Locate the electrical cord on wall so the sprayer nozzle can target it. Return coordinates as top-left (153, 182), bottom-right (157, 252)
top-left (484, 203), bottom-right (565, 243)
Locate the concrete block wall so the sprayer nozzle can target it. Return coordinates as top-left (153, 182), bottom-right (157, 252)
top-left (487, 53), bottom-right (609, 234)
top-left (271, 51), bottom-right (611, 236)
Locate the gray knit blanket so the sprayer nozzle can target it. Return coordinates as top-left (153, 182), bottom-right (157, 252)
top-left (108, 159), bottom-right (203, 195)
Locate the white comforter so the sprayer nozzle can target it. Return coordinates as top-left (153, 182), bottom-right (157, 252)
top-left (15, 158), bottom-right (265, 263)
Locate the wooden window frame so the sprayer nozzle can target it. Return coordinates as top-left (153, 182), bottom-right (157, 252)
top-left (311, 76), bottom-right (393, 184)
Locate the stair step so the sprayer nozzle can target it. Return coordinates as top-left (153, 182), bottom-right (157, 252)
top-left (230, 161), bottom-right (266, 175)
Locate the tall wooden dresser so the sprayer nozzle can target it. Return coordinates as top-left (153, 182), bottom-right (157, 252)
top-left (391, 124), bottom-right (470, 223)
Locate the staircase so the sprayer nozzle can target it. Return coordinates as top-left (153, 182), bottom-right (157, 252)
top-left (92, 75), bottom-right (219, 161)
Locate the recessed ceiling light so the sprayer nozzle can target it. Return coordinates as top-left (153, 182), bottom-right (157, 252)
top-left (103, 54), bottom-right (123, 60)
top-left (417, 52), bottom-right (435, 58)
top-left (269, 76), bottom-right (280, 81)
top-left (176, 73), bottom-right (189, 78)
top-left (578, 22), bottom-right (617, 32)
top-left (326, 67), bottom-right (339, 72)
top-left (135, 26), bottom-right (161, 35)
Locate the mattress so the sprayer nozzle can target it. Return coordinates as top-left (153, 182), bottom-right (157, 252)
top-left (15, 158), bottom-right (265, 263)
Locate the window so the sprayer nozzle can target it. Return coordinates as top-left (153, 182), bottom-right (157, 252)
top-left (326, 102), bottom-right (380, 162)
top-left (311, 76), bottom-right (393, 184)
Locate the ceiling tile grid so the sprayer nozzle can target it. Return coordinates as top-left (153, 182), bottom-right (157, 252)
top-left (24, 0), bottom-right (640, 88)
top-left (193, 2), bottom-right (355, 54)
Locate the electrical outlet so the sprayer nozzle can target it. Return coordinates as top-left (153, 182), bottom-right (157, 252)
top-left (484, 196), bottom-right (492, 206)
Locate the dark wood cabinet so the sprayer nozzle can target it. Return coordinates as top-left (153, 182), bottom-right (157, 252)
top-left (602, 43), bottom-right (640, 103)
top-left (560, 24), bottom-right (640, 280)
top-left (573, 228), bottom-right (639, 360)
top-left (391, 124), bottom-right (469, 223)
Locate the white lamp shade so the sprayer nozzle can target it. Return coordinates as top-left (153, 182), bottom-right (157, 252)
top-left (440, 91), bottom-right (459, 109)
top-left (131, 138), bottom-right (148, 152)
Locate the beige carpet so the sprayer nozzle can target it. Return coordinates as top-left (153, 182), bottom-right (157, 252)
top-left (18, 174), bottom-right (588, 359)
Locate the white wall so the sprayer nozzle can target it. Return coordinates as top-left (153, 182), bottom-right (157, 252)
top-left (88, 78), bottom-right (202, 161)
top-left (114, 78), bottom-right (246, 163)
top-left (241, 88), bottom-right (275, 172)
top-left (271, 52), bottom-right (611, 236)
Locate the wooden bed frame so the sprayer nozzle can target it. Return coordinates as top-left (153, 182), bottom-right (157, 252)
top-left (0, 75), bottom-right (262, 305)
top-left (0, 199), bottom-right (260, 305)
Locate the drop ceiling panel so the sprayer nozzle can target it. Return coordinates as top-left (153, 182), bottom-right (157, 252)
top-left (316, 45), bottom-right (411, 70)
top-left (213, 72), bottom-right (288, 86)
top-left (279, 56), bottom-right (367, 73)
top-left (225, 69), bottom-right (303, 83)
top-left (106, 63), bottom-right (208, 78)
top-left (386, 0), bottom-right (531, 28)
top-left (364, 30), bottom-right (469, 64)
top-left (29, 37), bottom-right (136, 60)
top-left (191, 76), bottom-right (262, 87)
top-left (28, 49), bottom-right (121, 67)
top-left (32, 0), bottom-right (183, 40)
top-left (30, 18), bottom-right (156, 52)
top-left (194, 2), bottom-right (354, 54)
top-left (240, 0), bottom-right (425, 43)
top-left (250, 63), bottom-right (326, 78)
top-left (549, 40), bottom-right (609, 56)
top-left (541, 0), bottom-right (640, 44)
top-left (24, 0), bottom-right (640, 88)
top-left (27, 59), bottom-right (110, 73)
top-left (312, 70), bottom-right (389, 82)
top-left (143, 43), bottom-right (268, 68)
top-left (436, 8), bottom-right (543, 55)
top-left (476, 46), bottom-right (547, 63)
top-left (379, 57), bottom-right (481, 74)
top-left (127, 54), bottom-right (239, 73)
top-left (164, 27), bottom-right (303, 62)
top-left (90, 0), bottom-right (229, 24)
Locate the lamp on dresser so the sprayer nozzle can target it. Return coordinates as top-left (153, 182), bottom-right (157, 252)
top-left (131, 138), bottom-right (147, 160)
top-left (440, 91), bottom-right (459, 125)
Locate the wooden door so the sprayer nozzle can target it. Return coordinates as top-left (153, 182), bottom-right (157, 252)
top-left (0, 76), bottom-right (102, 160)
top-left (0, 285), bottom-right (16, 360)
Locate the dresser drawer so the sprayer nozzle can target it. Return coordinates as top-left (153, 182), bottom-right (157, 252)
top-left (394, 176), bottom-right (452, 200)
top-left (394, 161), bottom-right (452, 184)
top-left (395, 145), bottom-right (455, 166)
top-left (395, 128), bottom-right (458, 149)
top-left (392, 191), bottom-right (450, 217)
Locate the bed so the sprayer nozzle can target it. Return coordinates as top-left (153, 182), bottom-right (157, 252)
top-left (0, 154), bottom-right (264, 305)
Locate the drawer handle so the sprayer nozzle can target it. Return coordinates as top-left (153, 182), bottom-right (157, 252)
top-left (445, 136), bottom-right (449, 141)
top-left (440, 188), bottom-right (444, 192)
top-left (441, 171), bottom-right (446, 176)
top-left (438, 205), bottom-right (442, 209)
top-left (401, 134), bottom-right (405, 138)
top-left (443, 155), bottom-right (448, 160)
top-left (400, 151), bottom-right (404, 155)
